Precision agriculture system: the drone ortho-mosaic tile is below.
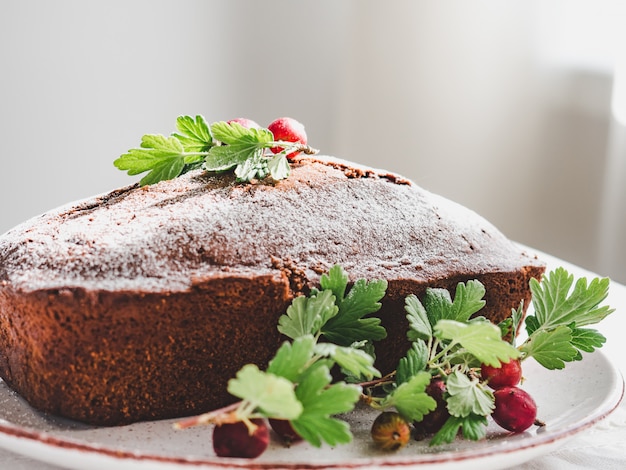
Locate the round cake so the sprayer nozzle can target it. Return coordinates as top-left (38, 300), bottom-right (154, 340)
top-left (0, 156), bottom-right (544, 425)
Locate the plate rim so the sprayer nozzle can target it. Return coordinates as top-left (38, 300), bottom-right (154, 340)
top-left (0, 350), bottom-right (623, 470)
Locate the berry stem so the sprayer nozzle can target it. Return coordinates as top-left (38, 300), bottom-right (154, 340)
top-left (269, 141), bottom-right (319, 155)
top-left (364, 397), bottom-right (388, 411)
top-left (358, 371), bottom-right (396, 389)
top-left (173, 401), bottom-right (241, 429)
top-left (236, 400), bottom-right (259, 421)
top-left (429, 340), bottom-right (458, 368)
top-left (242, 416), bottom-right (260, 435)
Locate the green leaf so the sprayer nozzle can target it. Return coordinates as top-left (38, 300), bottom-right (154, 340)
top-left (204, 144), bottom-right (257, 172)
top-left (114, 134), bottom-right (187, 186)
top-left (497, 302), bottom-right (525, 346)
top-left (405, 294), bottom-right (432, 341)
top-left (203, 121), bottom-right (274, 175)
top-left (340, 341), bottom-right (377, 383)
top-left (172, 115), bottom-right (213, 152)
top-left (291, 365), bottom-right (360, 447)
top-left (430, 415), bottom-right (462, 445)
top-left (267, 153), bottom-right (291, 180)
top-left (570, 326), bottom-right (607, 353)
top-left (423, 280), bottom-right (486, 325)
top-left (381, 371), bottom-right (436, 422)
top-left (511, 302), bottom-right (525, 341)
top-left (320, 264), bottom-right (349, 303)
top-left (210, 121), bottom-right (273, 145)
top-left (314, 343), bottom-right (380, 381)
top-left (396, 340), bottom-right (429, 385)
top-left (336, 279), bottom-right (388, 320)
top-left (430, 414), bottom-right (487, 446)
top-left (138, 133), bottom-right (183, 153)
top-left (519, 325), bottom-right (578, 369)
top-left (445, 370), bottom-right (494, 418)
top-left (497, 317), bottom-right (513, 341)
top-left (277, 290), bottom-right (338, 340)
top-left (525, 315), bottom-right (541, 336)
top-left (321, 278), bottom-right (388, 346)
top-left (138, 156), bottom-right (186, 186)
top-left (450, 280), bottom-right (487, 322)
top-left (423, 288), bottom-right (453, 325)
top-left (521, 269), bottom-right (612, 370)
top-left (322, 316), bottom-right (387, 347)
top-left (227, 364), bottom-right (302, 420)
top-left (460, 413), bottom-right (488, 441)
top-left (434, 319), bottom-right (520, 367)
top-left (234, 151), bottom-right (268, 182)
top-left (530, 268), bottom-right (614, 330)
top-left (266, 336), bottom-right (316, 382)
top-left (115, 139), bottom-right (176, 173)
top-left (448, 351), bottom-right (482, 369)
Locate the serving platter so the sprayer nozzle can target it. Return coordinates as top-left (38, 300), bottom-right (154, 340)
top-left (0, 349), bottom-right (622, 470)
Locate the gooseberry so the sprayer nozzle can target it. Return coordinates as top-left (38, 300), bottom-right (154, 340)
top-left (212, 418), bottom-right (269, 459)
top-left (267, 117), bottom-right (307, 159)
top-left (227, 117), bottom-right (261, 129)
top-left (268, 418), bottom-right (302, 445)
top-left (492, 386), bottom-right (538, 433)
top-left (413, 377), bottom-right (450, 440)
top-left (371, 411), bottom-right (411, 451)
top-left (481, 359), bottom-right (523, 389)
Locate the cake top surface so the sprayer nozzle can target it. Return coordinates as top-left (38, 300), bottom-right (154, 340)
top-left (0, 156), bottom-right (542, 292)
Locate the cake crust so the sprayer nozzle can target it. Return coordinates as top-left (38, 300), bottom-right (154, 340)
top-left (0, 156), bottom-right (544, 425)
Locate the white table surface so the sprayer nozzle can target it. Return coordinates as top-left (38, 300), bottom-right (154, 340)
top-left (1, 248), bottom-right (624, 469)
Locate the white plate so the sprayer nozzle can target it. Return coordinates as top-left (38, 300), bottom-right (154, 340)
top-left (0, 351), bottom-right (622, 470)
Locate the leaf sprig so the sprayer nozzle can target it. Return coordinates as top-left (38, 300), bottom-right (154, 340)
top-left (114, 115), bottom-right (317, 186)
top-left (176, 265), bottom-right (387, 448)
top-left (386, 267), bottom-right (613, 445)
top-left (175, 266), bottom-right (613, 452)
top-left (516, 267), bottom-right (614, 369)
top-left (361, 281), bottom-right (519, 445)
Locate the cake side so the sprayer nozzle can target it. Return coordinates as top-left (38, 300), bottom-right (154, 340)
top-left (0, 272), bottom-right (292, 424)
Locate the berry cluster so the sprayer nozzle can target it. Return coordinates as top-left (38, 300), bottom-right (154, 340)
top-left (228, 116), bottom-right (308, 160)
top-left (482, 360), bottom-right (539, 433)
top-left (371, 359), bottom-right (538, 450)
top-left (213, 359), bottom-right (540, 457)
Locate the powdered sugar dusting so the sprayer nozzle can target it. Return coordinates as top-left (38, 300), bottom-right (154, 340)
top-left (0, 157), bottom-right (541, 293)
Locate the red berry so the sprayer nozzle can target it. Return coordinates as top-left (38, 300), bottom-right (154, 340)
top-left (212, 419), bottom-right (269, 459)
top-left (371, 411), bottom-right (411, 451)
top-left (492, 386), bottom-right (537, 433)
top-left (413, 378), bottom-right (450, 440)
top-left (481, 359), bottom-right (522, 389)
top-left (227, 118), bottom-right (261, 129)
top-left (267, 117), bottom-right (307, 159)
top-left (268, 418), bottom-right (302, 444)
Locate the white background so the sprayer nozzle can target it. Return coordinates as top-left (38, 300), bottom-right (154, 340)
top-left (2, 0), bottom-right (626, 282)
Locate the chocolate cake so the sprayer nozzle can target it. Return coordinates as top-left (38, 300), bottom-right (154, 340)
top-left (0, 156), bottom-right (544, 425)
